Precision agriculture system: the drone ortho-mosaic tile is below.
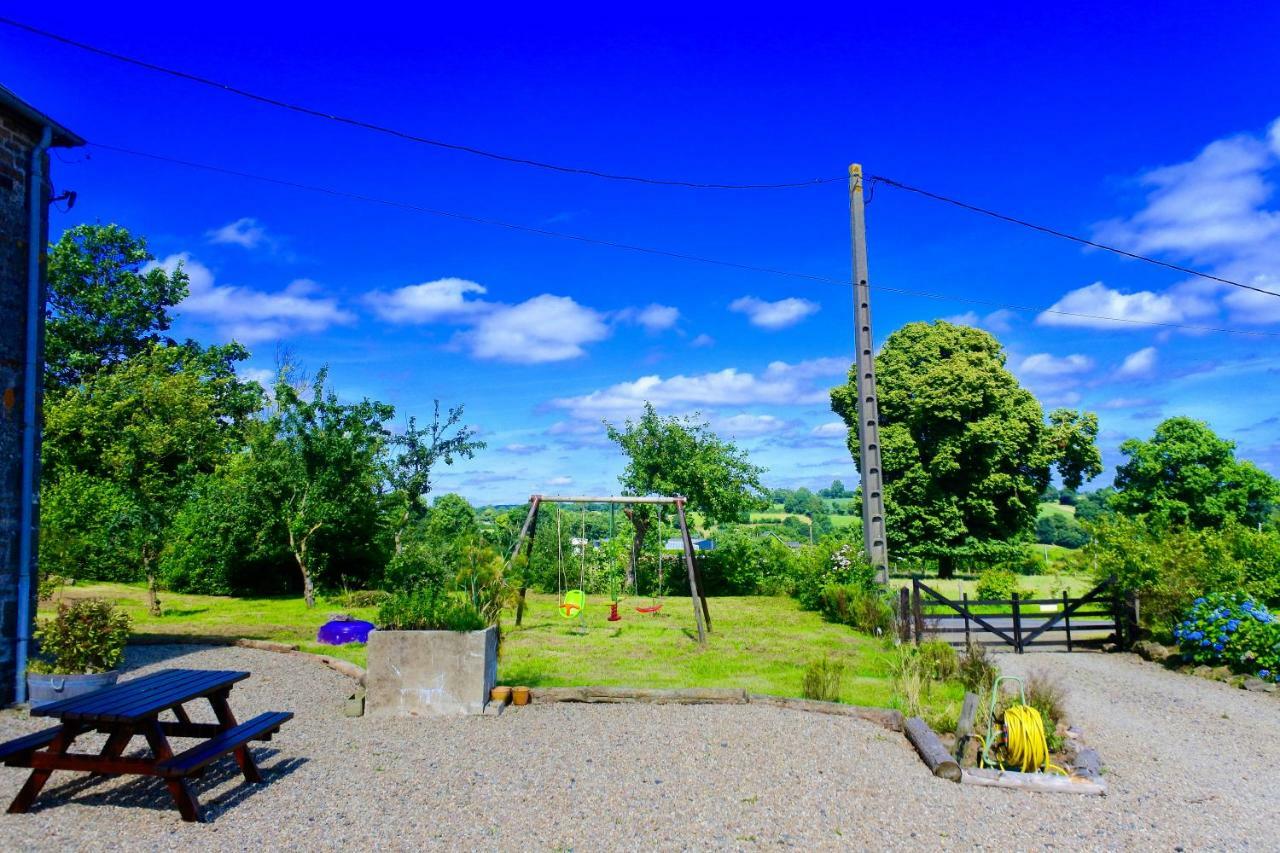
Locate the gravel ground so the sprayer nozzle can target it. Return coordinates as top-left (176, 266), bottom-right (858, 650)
top-left (0, 644), bottom-right (1277, 851)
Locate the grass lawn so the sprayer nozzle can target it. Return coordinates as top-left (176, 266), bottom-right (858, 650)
top-left (41, 583), bottom-right (960, 714)
top-left (1037, 501), bottom-right (1077, 520)
top-left (889, 571), bottom-right (1097, 599)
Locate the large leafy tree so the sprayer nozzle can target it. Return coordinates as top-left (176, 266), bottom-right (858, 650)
top-left (605, 402), bottom-right (766, 586)
top-left (43, 343), bottom-right (263, 613)
top-left (1112, 417), bottom-right (1279, 529)
top-left (251, 367), bottom-right (394, 607)
top-left (831, 321), bottom-right (1102, 577)
top-left (387, 402), bottom-right (485, 554)
top-left (46, 224), bottom-right (189, 391)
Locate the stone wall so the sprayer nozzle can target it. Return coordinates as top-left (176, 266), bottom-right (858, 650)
top-left (0, 107), bottom-right (48, 705)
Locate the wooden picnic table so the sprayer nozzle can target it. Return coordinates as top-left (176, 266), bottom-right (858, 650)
top-left (0, 668), bottom-right (291, 822)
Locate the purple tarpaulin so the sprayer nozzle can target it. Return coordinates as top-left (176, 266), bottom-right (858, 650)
top-left (317, 619), bottom-right (376, 645)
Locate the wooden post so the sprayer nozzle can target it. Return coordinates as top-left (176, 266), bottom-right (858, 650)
top-left (1011, 592), bottom-right (1023, 654)
top-left (962, 592), bottom-right (971, 647)
top-left (674, 499), bottom-right (707, 644)
top-left (1062, 590), bottom-right (1073, 652)
top-left (509, 497), bottom-right (541, 627)
top-left (911, 579), bottom-right (924, 644)
top-left (953, 692), bottom-right (980, 763)
top-left (898, 587), bottom-right (911, 643)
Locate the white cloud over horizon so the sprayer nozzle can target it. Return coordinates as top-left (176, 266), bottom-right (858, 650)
top-left (1116, 346), bottom-right (1158, 378)
top-left (207, 217), bottom-right (268, 249)
top-left (1019, 352), bottom-right (1094, 377)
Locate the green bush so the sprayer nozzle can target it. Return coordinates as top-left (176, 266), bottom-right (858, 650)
top-left (917, 640), bottom-right (959, 681)
top-left (975, 568), bottom-right (1022, 601)
top-left (37, 572), bottom-right (70, 602)
top-left (794, 541), bottom-right (873, 610)
top-left (383, 541), bottom-right (451, 592)
top-left (376, 587), bottom-right (486, 632)
top-left (801, 656), bottom-right (845, 702)
top-left (333, 589), bottom-right (392, 609)
top-left (818, 583), bottom-right (895, 635)
top-left (1089, 516), bottom-right (1280, 627)
top-left (29, 598), bottom-right (131, 674)
top-left (39, 472), bottom-right (142, 583)
top-left (958, 640), bottom-right (999, 696)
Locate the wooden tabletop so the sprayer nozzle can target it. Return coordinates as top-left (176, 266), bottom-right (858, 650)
top-left (30, 669), bottom-right (250, 723)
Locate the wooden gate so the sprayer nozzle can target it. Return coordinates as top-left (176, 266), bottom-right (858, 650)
top-left (901, 575), bottom-right (1136, 652)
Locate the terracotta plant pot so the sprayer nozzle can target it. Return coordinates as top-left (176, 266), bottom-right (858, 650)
top-left (490, 685), bottom-right (512, 704)
top-left (512, 686), bottom-right (531, 706)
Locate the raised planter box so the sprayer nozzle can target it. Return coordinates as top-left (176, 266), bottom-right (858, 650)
top-left (365, 627), bottom-right (497, 717)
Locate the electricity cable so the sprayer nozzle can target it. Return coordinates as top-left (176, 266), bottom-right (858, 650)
top-left (81, 142), bottom-right (1280, 338)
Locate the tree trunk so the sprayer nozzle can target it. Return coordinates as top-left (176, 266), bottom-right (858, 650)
top-left (939, 553), bottom-right (956, 580)
top-left (393, 506), bottom-right (410, 556)
top-left (290, 522), bottom-right (322, 608)
top-left (143, 548), bottom-right (161, 617)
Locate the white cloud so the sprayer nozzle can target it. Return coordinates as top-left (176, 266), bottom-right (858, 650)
top-left (207, 217), bottom-right (268, 249)
top-left (546, 475), bottom-right (574, 487)
top-left (690, 333), bottom-right (715, 348)
top-left (729, 296), bottom-right (819, 330)
top-left (1099, 396), bottom-right (1161, 410)
top-left (153, 253), bottom-right (354, 344)
top-left (712, 413), bottom-right (796, 437)
top-left (464, 295), bottom-right (609, 363)
top-left (941, 308), bottom-right (1015, 334)
top-left (620, 303), bottom-right (680, 332)
top-left (1019, 352), bottom-right (1094, 377)
top-left (811, 421), bottom-right (847, 438)
top-left (1116, 346), bottom-right (1158, 379)
top-left (550, 356), bottom-right (849, 421)
top-left (237, 367), bottom-right (275, 388)
top-left (1036, 282), bottom-right (1189, 329)
top-left (364, 278), bottom-right (491, 323)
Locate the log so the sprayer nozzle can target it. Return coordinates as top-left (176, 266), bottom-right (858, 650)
top-left (533, 686), bottom-right (748, 705)
top-left (904, 716), bottom-right (962, 781)
top-left (953, 692), bottom-right (981, 762)
top-left (236, 638), bottom-right (299, 653)
top-left (747, 695), bottom-right (904, 731)
top-left (307, 653), bottom-right (367, 685)
top-left (1072, 747), bottom-right (1103, 779)
top-left (961, 767), bottom-right (1107, 796)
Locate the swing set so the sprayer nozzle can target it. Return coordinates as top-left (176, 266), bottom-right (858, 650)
top-left (506, 495), bottom-right (712, 644)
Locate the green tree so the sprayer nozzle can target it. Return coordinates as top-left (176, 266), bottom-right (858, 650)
top-left (45, 224), bottom-right (189, 390)
top-left (1111, 417), bottom-right (1279, 529)
top-left (386, 402), bottom-right (485, 554)
top-left (39, 472), bottom-right (143, 583)
top-left (43, 343), bottom-right (263, 613)
top-left (605, 403), bottom-right (766, 587)
top-left (252, 367), bottom-right (394, 607)
top-left (831, 322), bottom-right (1102, 578)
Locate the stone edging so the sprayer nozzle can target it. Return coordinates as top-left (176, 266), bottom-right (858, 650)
top-left (128, 634), bottom-right (367, 685)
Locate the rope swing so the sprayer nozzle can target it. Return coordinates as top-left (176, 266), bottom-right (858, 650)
top-left (635, 505), bottom-right (665, 614)
top-left (556, 506), bottom-right (585, 619)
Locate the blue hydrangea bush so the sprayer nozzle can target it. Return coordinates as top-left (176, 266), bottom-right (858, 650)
top-left (1174, 593), bottom-right (1280, 683)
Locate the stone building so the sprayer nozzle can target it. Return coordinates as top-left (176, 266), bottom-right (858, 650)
top-left (0, 85), bottom-right (82, 704)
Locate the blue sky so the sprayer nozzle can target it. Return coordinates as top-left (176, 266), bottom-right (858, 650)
top-left (6, 4), bottom-right (1280, 503)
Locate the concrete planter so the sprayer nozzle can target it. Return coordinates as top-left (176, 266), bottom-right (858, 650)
top-left (365, 627), bottom-right (497, 717)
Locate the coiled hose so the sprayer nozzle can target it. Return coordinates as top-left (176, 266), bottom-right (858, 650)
top-left (1001, 704), bottom-right (1067, 775)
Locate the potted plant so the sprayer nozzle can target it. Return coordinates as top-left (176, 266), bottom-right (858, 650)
top-left (26, 598), bottom-right (131, 706)
top-left (365, 585), bottom-right (500, 717)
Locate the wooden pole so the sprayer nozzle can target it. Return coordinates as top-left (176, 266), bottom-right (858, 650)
top-left (1063, 589), bottom-right (1073, 652)
top-left (674, 499), bottom-right (707, 644)
top-left (509, 497), bottom-right (541, 627)
top-left (962, 592), bottom-right (971, 647)
top-left (1011, 592), bottom-right (1023, 654)
top-left (897, 587), bottom-right (911, 643)
top-left (911, 579), bottom-right (924, 644)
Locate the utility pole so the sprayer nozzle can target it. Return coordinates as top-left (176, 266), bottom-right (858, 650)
top-left (849, 164), bottom-right (891, 584)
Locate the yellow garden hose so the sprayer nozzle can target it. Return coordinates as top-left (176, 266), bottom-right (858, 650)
top-left (1001, 704), bottom-right (1068, 775)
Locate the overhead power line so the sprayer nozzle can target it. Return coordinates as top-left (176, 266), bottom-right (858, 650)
top-left (866, 175), bottom-right (1280, 298)
top-left (7, 16), bottom-right (1276, 298)
top-left (0, 16), bottom-right (839, 191)
top-left (84, 142), bottom-right (1280, 338)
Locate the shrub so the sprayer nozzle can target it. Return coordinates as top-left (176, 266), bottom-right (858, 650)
top-left (1024, 668), bottom-right (1067, 752)
top-left (1173, 593), bottom-right (1280, 683)
top-left (975, 568), bottom-right (1022, 601)
top-left (377, 588), bottom-right (486, 632)
top-left (819, 584), bottom-right (895, 635)
top-left (39, 472), bottom-right (142, 583)
top-left (957, 640), bottom-right (999, 696)
top-left (334, 589), bottom-right (392, 609)
top-left (28, 598), bottom-right (131, 674)
top-left (794, 541), bottom-right (873, 611)
top-left (37, 572), bottom-right (70, 602)
top-left (801, 656), bottom-right (845, 702)
top-left (887, 646), bottom-right (929, 718)
top-left (383, 541), bottom-right (451, 592)
top-left (917, 640), bottom-right (959, 681)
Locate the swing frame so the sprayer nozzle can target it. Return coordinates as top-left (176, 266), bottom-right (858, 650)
top-left (506, 495), bottom-right (712, 645)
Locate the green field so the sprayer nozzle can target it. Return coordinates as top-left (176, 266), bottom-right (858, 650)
top-left (41, 583), bottom-right (959, 713)
top-left (1037, 501), bottom-right (1077, 520)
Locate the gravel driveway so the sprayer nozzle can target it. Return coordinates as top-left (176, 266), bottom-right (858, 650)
top-left (0, 644), bottom-right (1276, 850)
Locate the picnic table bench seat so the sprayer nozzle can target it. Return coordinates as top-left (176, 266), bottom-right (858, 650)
top-left (0, 728), bottom-right (63, 764)
top-left (158, 711), bottom-right (292, 778)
